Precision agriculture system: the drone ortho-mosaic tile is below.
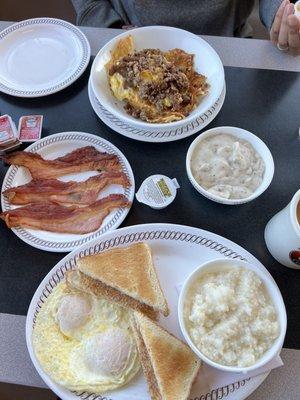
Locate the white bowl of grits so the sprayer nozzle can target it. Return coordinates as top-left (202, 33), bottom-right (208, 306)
top-left (178, 258), bottom-right (287, 373)
top-left (90, 26), bottom-right (224, 130)
top-left (186, 126), bottom-right (274, 205)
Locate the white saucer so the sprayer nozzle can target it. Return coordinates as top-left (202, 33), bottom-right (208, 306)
top-left (0, 18), bottom-right (91, 97)
top-left (88, 77), bottom-right (226, 142)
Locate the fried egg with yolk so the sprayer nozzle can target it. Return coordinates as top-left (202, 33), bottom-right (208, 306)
top-left (32, 281), bottom-right (140, 392)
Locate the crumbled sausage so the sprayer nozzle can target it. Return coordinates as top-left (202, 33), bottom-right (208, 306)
top-left (109, 48), bottom-right (208, 122)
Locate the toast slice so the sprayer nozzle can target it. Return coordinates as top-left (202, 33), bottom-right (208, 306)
top-left (131, 311), bottom-right (201, 400)
top-left (66, 269), bottom-right (158, 320)
top-left (69, 243), bottom-right (169, 319)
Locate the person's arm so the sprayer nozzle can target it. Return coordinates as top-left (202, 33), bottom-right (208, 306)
top-left (71, 0), bottom-right (124, 27)
top-left (259, 0), bottom-right (283, 30)
top-left (260, 0), bottom-right (300, 56)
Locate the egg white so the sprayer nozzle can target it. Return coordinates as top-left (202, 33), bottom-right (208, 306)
top-left (32, 281), bottom-right (140, 392)
top-left (69, 332), bottom-right (139, 391)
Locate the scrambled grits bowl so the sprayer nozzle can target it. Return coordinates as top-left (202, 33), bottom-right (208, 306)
top-left (32, 281), bottom-right (140, 393)
top-left (106, 35), bottom-right (209, 123)
top-left (185, 267), bottom-right (279, 367)
top-left (178, 258), bottom-right (287, 373)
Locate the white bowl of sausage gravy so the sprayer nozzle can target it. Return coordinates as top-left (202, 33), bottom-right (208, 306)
top-left (186, 126), bottom-right (274, 205)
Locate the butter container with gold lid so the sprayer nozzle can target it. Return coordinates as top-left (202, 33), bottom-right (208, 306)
top-left (136, 174), bottom-right (180, 209)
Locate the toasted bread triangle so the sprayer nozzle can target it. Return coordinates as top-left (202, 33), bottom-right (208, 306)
top-left (66, 269), bottom-right (158, 320)
top-left (132, 312), bottom-right (201, 400)
top-left (76, 243), bottom-right (169, 317)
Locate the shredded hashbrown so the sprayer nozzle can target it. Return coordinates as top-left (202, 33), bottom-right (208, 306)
top-left (106, 35), bottom-right (209, 123)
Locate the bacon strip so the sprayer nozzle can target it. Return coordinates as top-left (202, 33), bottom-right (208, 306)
top-left (1, 146), bottom-right (121, 179)
top-left (3, 172), bottom-right (131, 206)
top-left (0, 194), bottom-right (130, 234)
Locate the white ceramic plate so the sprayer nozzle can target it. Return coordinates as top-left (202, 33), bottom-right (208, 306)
top-left (0, 18), bottom-right (90, 97)
top-left (1, 132), bottom-right (135, 252)
top-left (89, 78), bottom-right (226, 142)
top-left (90, 26), bottom-right (225, 131)
top-left (26, 223), bottom-right (275, 400)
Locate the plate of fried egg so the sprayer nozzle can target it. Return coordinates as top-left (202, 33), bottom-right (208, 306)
top-left (26, 223), bottom-right (280, 400)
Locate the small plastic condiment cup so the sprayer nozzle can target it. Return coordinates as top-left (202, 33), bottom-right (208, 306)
top-left (186, 126), bottom-right (274, 205)
top-left (136, 174), bottom-right (180, 209)
top-left (178, 258), bottom-right (287, 374)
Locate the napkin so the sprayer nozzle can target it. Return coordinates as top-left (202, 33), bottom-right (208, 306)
top-left (175, 283), bottom-right (283, 393)
top-left (189, 354), bottom-right (283, 396)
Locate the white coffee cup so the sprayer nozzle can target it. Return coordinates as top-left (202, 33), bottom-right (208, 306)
top-left (265, 189), bottom-right (300, 269)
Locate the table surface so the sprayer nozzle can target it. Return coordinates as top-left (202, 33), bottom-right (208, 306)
top-left (0, 21), bottom-right (300, 400)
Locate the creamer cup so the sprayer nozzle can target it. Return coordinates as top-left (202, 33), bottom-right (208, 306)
top-left (136, 174), bottom-right (180, 209)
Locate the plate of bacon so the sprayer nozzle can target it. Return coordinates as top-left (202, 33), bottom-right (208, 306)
top-left (0, 131), bottom-right (134, 252)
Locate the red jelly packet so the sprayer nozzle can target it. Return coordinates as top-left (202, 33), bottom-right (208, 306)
top-left (0, 115), bottom-right (17, 146)
top-left (18, 115), bottom-right (43, 142)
